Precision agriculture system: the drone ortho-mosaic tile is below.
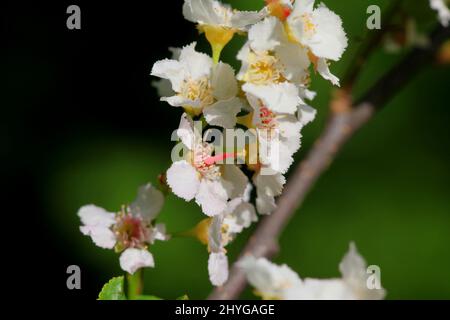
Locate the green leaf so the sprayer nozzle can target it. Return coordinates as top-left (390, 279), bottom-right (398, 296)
top-left (134, 295), bottom-right (163, 300)
top-left (98, 276), bottom-right (126, 300)
top-left (177, 294), bottom-right (189, 300)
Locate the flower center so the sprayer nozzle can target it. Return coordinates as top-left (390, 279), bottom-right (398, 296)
top-left (246, 54), bottom-right (284, 85)
top-left (114, 212), bottom-right (149, 251)
top-left (192, 143), bottom-right (222, 180)
top-left (191, 144), bottom-right (238, 180)
top-left (180, 77), bottom-right (215, 112)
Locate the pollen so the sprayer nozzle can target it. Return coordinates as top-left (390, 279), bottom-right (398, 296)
top-left (114, 211), bottom-right (150, 251)
top-left (180, 77), bottom-right (215, 114)
top-left (245, 54), bottom-right (284, 85)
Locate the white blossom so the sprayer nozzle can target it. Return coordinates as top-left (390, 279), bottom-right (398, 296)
top-left (166, 113), bottom-right (248, 216)
top-left (238, 255), bottom-right (302, 299)
top-left (152, 47), bottom-right (181, 97)
top-left (151, 42), bottom-right (242, 128)
top-left (239, 243), bottom-right (386, 300)
top-left (77, 183), bottom-right (168, 274)
top-left (284, 0), bottom-right (348, 85)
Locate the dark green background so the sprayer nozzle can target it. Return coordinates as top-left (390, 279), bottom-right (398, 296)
top-left (5, 0), bottom-right (449, 299)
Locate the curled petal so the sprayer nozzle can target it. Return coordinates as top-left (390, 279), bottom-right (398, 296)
top-left (195, 179), bottom-right (229, 216)
top-left (167, 160), bottom-right (200, 201)
top-left (80, 225), bottom-right (116, 249)
top-left (208, 252), bottom-right (229, 286)
top-left (119, 248), bottom-right (155, 274)
top-left (129, 183), bottom-right (164, 221)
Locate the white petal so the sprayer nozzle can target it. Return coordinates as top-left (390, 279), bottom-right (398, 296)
top-left (290, 0), bottom-right (315, 16)
top-left (309, 4), bottom-right (348, 61)
top-left (248, 17), bottom-right (282, 52)
top-left (286, 278), bottom-right (352, 300)
top-left (166, 160), bottom-right (200, 201)
top-left (195, 179), bottom-right (229, 216)
top-left (254, 171), bottom-right (285, 214)
top-left (254, 171), bottom-right (286, 197)
top-left (256, 193), bottom-right (277, 215)
top-left (129, 183), bottom-right (164, 221)
top-left (208, 252), bottom-right (229, 286)
top-left (212, 62), bottom-right (238, 100)
top-left (225, 197), bottom-right (244, 215)
top-left (151, 47), bottom-right (182, 97)
top-left (208, 215), bottom-right (224, 253)
top-left (278, 115), bottom-right (303, 139)
top-left (238, 255), bottom-right (302, 299)
top-left (161, 95), bottom-right (199, 108)
top-left (317, 58), bottom-right (340, 86)
top-left (176, 113), bottom-right (202, 150)
top-left (298, 104), bottom-right (317, 126)
top-left (243, 183), bottom-right (253, 202)
top-left (339, 242), bottom-right (386, 300)
top-left (232, 202), bottom-right (258, 230)
top-left (339, 242), bottom-right (367, 282)
top-left (183, 0), bottom-right (224, 26)
top-left (258, 134), bottom-right (295, 174)
top-left (80, 225), bottom-right (116, 249)
top-left (151, 59), bottom-right (186, 92)
top-left (275, 43), bottom-right (310, 82)
top-left (203, 97), bottom-right (241, 129)
top-left (236, 42), bottom-right (251, 80)
top-left (230, 10), bottom-right (265, 30)
top-left (301, 88), bottom-right (317, 101)
top-left (179, 42), bottom-right (213, 80)
top-left (119, 248), bottom-right (155, 274)
top-left (243, 82), bottom-right (302, 114)
top-left (78, 205), bottom-right (116, 227)
top-left (221, 165), bottom-right (248, 199)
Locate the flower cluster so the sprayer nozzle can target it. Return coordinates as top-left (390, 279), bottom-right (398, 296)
top-left (78, 184), bottom-right (168, 274)
top-left (239, 243), bottom-right (385, 300)
top-left (150, 0), bottom-right (348, 286)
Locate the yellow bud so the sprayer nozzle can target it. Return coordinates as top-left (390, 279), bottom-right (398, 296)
top-left (191, 218), bottom-right (213, 245)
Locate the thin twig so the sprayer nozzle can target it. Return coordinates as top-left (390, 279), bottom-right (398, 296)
top-left (208, 25), bottom-right (449, 300)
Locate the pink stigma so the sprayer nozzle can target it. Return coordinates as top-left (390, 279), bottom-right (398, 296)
top-left (204, 152), bottom-right (236, 165)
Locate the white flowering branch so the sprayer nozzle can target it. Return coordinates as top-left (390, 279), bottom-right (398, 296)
top-left (208, 25), bottom-right (450, 300)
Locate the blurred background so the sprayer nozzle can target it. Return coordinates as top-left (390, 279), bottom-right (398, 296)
top-left (4, 0), bottom-right (449, 299)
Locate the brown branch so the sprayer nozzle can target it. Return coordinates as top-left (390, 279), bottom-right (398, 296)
top-left (208, 25), bottom-right (449, 300)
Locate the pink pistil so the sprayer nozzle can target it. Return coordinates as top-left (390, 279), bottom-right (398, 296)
top-left (204, 152), bottom-right (236, 166)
